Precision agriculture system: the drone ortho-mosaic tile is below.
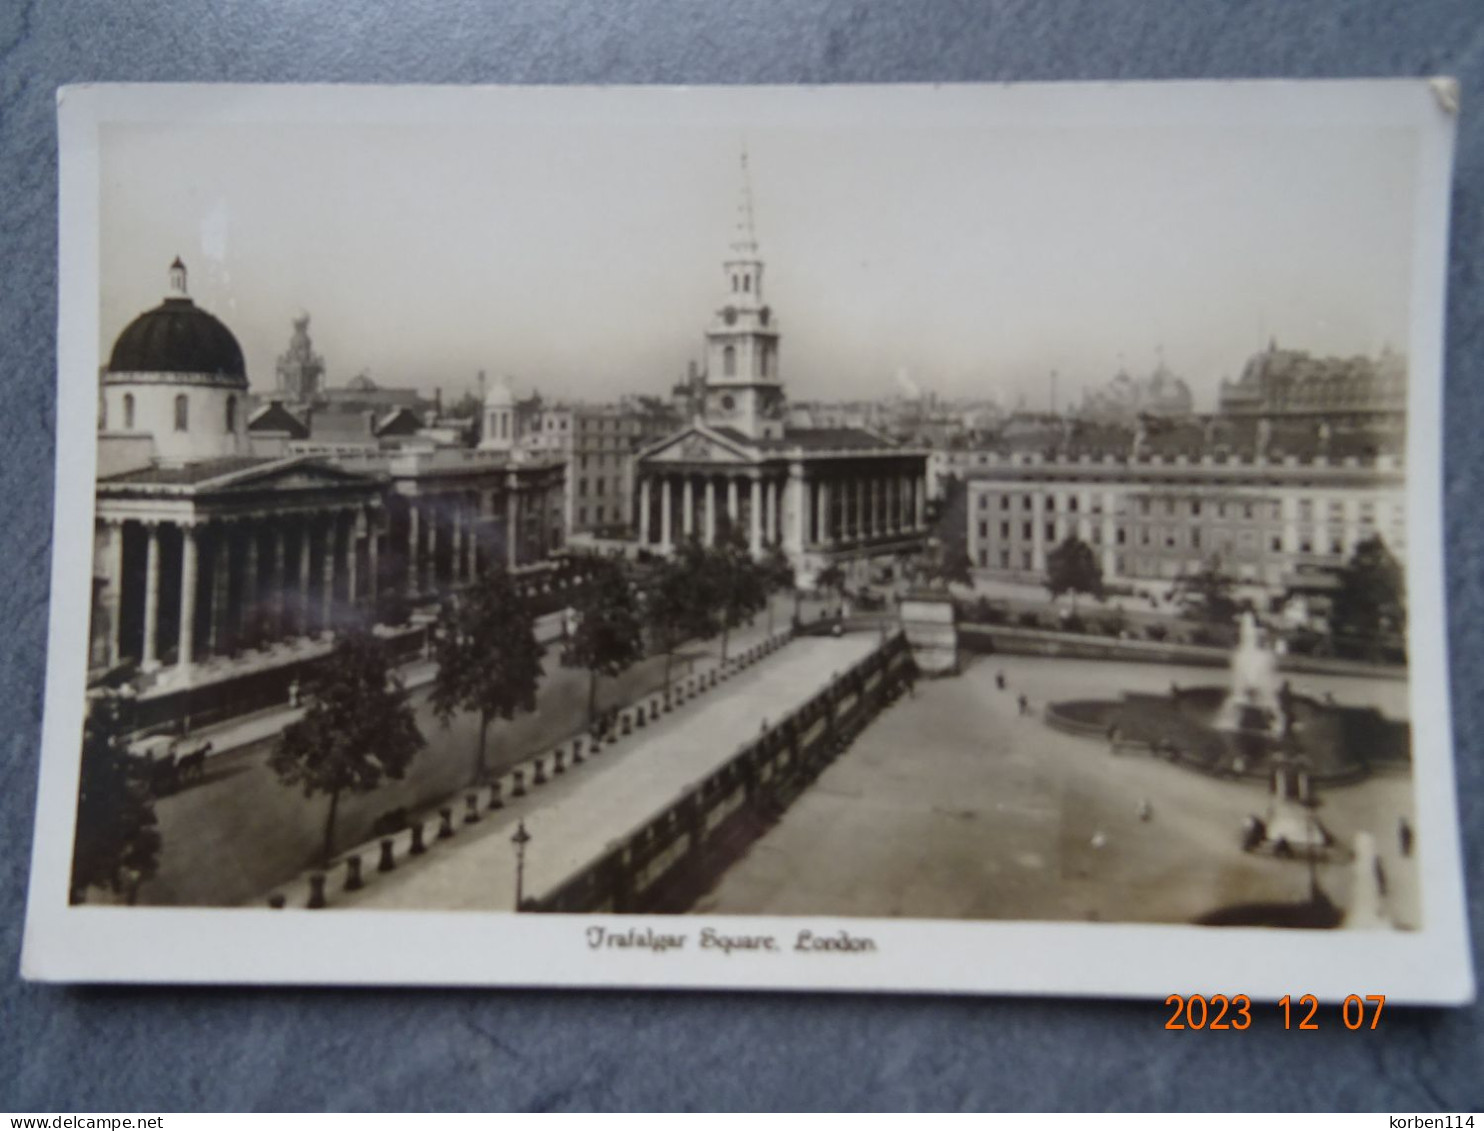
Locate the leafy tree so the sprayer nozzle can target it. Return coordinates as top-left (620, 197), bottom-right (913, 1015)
top-left (1045, 535), bottom-right (1104, 610)
top-left (430, 566), bottom-right (545, 785)
top-left (816, 561), bottom-right (848, 616)
top-left (714, 537), bottom-right (768, 661)
top-left (70, 694), bottom-right (161, 904)
top-left (921, 537), bottom-right (973, 591)
top-left (649, 538), bottom-right (718, 695)
top-left (270, 630), bottom-right (424, 867)
top-left (759, 543), bottom-right (796, 632)
top-left (1331, 535), bottom-right (1407, 657)
top-left (566, 557), bottom-right (646, 727)
top-left (1169, 555), bottom-right (1240, 625)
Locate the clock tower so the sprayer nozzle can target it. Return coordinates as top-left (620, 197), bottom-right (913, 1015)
top-left (703, 148), bottom-right (786, 441)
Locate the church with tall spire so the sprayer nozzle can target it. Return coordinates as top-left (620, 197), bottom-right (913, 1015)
top-left (635, 151), bottom-right (930, 585)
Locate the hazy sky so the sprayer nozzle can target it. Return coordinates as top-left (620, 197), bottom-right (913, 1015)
top-left (98, 88), bottom-right (1420, 412)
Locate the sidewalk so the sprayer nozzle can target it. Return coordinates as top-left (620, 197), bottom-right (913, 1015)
top-left (318, 632), bottom-right (879, 912)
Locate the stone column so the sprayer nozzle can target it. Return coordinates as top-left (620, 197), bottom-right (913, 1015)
top-left (765, 478), bottom-right (778, 546)
top-left (208, 523), bottom-right (231, 655)
top-left (916, 472), bottom-right (927, 529)
top-left (660, 476), bottom-right (673, 549)
top-left (141, 522), bottom-right (162, 671)
top-left (270, 525), bottom-right (286, 641)
top-left (426, 502), bottom-right (441, 588)
top-left (785, 461), bottom-right (806, 556)
top-left (241, 524), bottom-right (259, 644)
top-left (505, 478), bottom-right (519, 570)
top-left (749, 476), bottom-right (762, 556)
top-left (367, 506), bottom-right (380, 602)
top-left (727, 477), bottom-right (740, 532)
top-left (450, 503), bottom-right (464, 584)
top-left (817, 480), bottom-right (831, 547)
top-left (639, 476), bottom-right (652, 546)
top-left (406, 502), bottom-right (421, 594)
top-left (704, 477), bottom-right (718, 546)
top-left (855, 476), bottom-right (866, 539)
top-left (682, 476), bottom-right (694, 539)
top-left (103, 520), bottom-right (125, 666)
top-left (319, 515), bottom-right (335, 635)
top-left (297, 518), bottom-right (312, 636)
top-left (346, 509), bottom-right (360, 613)
top-left (178, 524), bottom-right (199, 672)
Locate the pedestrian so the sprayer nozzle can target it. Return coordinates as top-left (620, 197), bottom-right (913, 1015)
top-left (996, 671), bottom-right (1006, 691)
top-left (1106, 723), bottom-right (1120, 753)
top-left (1017, 693), bottom-right (1029, 717)
top-left (1398, 816), bottom-right (1414, 858)
top-left (1373, 856), bottom-right (1389, 898)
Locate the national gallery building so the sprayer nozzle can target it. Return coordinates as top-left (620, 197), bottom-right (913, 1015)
top-left (89, 261), bottom-right (566, 720)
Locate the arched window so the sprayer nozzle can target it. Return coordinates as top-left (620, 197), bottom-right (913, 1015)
top-left (722, 345), bottom-right (736, 378)
top-left (225, 395), bottom-right (237, 433)
top-left (174, 393), bottom-right (188, 432)
top-left (123, 393), bottom-right (135, 431)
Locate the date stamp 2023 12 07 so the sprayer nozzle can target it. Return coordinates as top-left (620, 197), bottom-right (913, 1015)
top-left (1164, 993), bottom-right (1388, 1030)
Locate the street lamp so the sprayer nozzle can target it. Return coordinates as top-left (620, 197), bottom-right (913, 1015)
top-left (511, 819), bottom-right (532, 911)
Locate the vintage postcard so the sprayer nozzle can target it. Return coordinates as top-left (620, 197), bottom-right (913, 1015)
top-left (21, 80), bottom-right (1473, 1001)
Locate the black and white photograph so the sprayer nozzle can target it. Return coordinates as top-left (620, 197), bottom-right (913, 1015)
top-left (21, 80), bottom-right (1472, 999)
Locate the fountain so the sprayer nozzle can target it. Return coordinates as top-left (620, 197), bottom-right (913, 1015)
top-left (1043, 610), bottom-right (1409, 785)
top-left (1213, 611), bottom-right (1284, 738)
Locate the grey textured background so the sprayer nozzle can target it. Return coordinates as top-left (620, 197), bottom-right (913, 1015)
top-left (2, 0), bottom-right (1481, 1112)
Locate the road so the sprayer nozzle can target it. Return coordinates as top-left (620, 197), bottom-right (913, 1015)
top-left (140, 595), bottom-right (815, 907)
top-left (696, 653), bottom-right (1418, 927)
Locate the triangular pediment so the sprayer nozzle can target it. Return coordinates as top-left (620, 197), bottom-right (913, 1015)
top-left (207, 457), bottom-right (381, 493)
top-left (639, 424), bottom-right (756, 466)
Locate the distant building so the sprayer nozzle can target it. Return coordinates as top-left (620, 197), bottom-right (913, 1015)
top-left (1218, 341), bottom-right (1406, 426)
top-left (1075, 358), bottom-right (1193, 425)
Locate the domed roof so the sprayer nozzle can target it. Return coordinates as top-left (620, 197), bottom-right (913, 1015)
top-left (105, 261), bottom-right (247, 386)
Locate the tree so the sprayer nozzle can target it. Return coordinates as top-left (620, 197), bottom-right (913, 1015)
top-left (816, 561), bottom-right (848, 616)
top-left (1045, 535), bottom-right (1104, 610)
top-left (1170, 555), bottom-right (1240, 625)
top-left (430, 566), bottom-right (545, 785)
top-left (759, 543), bottom-right (797, 632)
top-left (70, 694), bottom-right (161, 904)
top-left (1331, 535), bottom-right (1406, 657)
top-left (270, 630), bottom-right (424, 868)
top-left (566, 557), bottom-right (646, 727)
top-left (920, 537), bottom-right (973, 591)
top-left (711, 536), bottom-right (768, 662)
top-left (649, 538), bottom-right (718, 696)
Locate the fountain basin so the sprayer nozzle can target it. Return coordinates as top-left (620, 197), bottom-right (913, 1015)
top-left (1046, 685), bottom-right (1409, 785)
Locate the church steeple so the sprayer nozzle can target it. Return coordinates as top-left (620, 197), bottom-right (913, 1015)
top-left (703, 146), bottom-right (785, 441)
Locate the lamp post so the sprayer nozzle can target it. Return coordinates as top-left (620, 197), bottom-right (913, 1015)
top-left (511, 820), bottom-right (532, 911)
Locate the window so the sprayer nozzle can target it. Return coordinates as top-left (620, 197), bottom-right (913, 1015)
top-left (1022, 522), bottom-right (1032, 540)
top-left (578, 507), bottom-right (587, 524)
top-left (1000, 550), bottom-right (1011, 568)
top-left (978, 495), bottom-right (988, 511)
top-left (1000, 496), bottom-right (1010, 511)
top-left (978, 549), bottom-right (988, 567)
top-left (597, 506), bottom-right (606, 523)
top-left (1331, 537), bottom-right (1344, 555)
top-left (1116, 526), bottom-right (1126, 546)
top-left (1022, 551), bottom-right (1032, 570)
top-left (1140, 528), bottom-right (1151, 546)
top-left (1191, 500), bottom-right (1202, 516)
top-left (123, 393), bottom-right (135, 430)
top-left (1270, 536), bottom-right (1282, 552)
top-left (1023, 496), bottom-right (1032, 511)
top-left (1243, 503), bottom-right (1254, 520)
top-left (225, 395), bottom-right (237, 433)
top-left (1046, 496), bottom-right (1056, 512)
top-left (742, 275), bottom-right (751, 293)
top-left (1000, 521), bottom-right (1010, 539)
top-left (1069, 497), bottom-right (1079, 513)
top-left (1045, 522), bottom-right (1055, 542)
top-left (723, 346), bottom-right (736, 377)
top-left (580, 455), bottom-right (588, 469)
top-left (174, 394), bottom-right (188, 432)
top-left (1192, 529), bottom-right (1202, 549)
top-left (578, 478), bottom-right (588, 494)
top-left (978, 522), bottom-right (988, 539)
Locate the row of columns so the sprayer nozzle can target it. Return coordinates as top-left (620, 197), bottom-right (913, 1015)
top-left (101, 506), bottom-right (380, 675)
top-left (402, 476), bottom-right (564, 597)
top-left (638, 466), bottom-right (928, 556)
